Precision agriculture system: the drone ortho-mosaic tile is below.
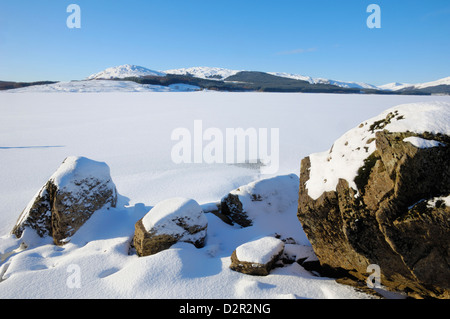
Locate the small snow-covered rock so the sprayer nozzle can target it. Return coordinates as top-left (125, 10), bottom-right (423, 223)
top-left (12, 156), bottom-right (118, 245)
top-left (230, 236), bottom-right (284, 276)
top-left (220, 174), bottom-right (299, 227)
top-left (133, 198), bottom-right (207, 257)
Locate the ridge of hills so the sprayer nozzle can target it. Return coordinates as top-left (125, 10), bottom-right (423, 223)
top-left (1, 64), bottom-right (449, 95)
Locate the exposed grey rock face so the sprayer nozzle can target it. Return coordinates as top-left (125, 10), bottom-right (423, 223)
top-left (12, 156), bottom-right (117, 245)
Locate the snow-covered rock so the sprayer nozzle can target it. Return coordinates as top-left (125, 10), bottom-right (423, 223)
top-left (220, 174), bottom-right (299, 228)
top-left (427, 195), bottom-right (450, 208)
top-left (298, 101), bottom-right (450, 298)
top-left (230, 236), bottom-right (284, 276)
top-left (305, 102), bottom-right (450, 200)
top-left (87, 64), bottom-right (165, 80)
top-left (12, 156), bottom-right (118, 245)
top-left (133, 198), bottom-right (208, 256)
top-left (236, 236), bottom-right (284, 264)
top-left (403, 136), bottom-right (445, 149)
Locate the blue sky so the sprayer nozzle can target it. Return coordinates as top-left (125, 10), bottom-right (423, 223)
top-left (0, 0), bottom-right (449, 84)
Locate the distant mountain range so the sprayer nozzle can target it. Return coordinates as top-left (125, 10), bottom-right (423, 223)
top-left (2, 64), bottom-right (449, 95)
top-left (378, 77), bottom-right (450, 92)
top-left (88, 65), bottom-right (450, 95)
top-left (163, 66), bottom-right (381, 90)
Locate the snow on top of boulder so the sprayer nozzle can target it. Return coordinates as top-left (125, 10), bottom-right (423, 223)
top-left (87, 64), bottom-right (165, 80)
top-left (12, 156), bottom-right (116, 240)
top-left (427, 195), bottom-right (450, 208)
top-left (235, 236), bottom-right (284, 264)
top-left (403, 136), bottom-right (445, 149)
top-left (228, 174), bottom-right (299, 217)
top-left (222, 174), bottom-right (309, 246)
top-left (142, 197), bottom-right (207, 236)
top-left (49, 156), bottom-right (114, 190)
top-left (306, 101), bottom-right (450, 200)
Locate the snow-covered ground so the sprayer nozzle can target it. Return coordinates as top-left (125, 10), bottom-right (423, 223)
top-left (5, 80), bottom-right (199, 93)
top-left (0, 92), bottom-right (449, 299)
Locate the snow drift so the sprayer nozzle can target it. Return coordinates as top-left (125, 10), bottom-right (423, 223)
top-left (1, 92), bottom-right (449, 299)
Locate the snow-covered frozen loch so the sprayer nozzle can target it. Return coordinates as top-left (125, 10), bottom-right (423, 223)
top-left (1, 91), bottom-right (449, 298)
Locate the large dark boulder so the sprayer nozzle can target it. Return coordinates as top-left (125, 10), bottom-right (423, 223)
top-left (297, 103), bottom-right (450, 298)
top-left (12, 156), bottom-right (118, 245)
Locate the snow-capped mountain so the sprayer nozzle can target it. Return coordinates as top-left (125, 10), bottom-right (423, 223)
top-left (377, 82), bottom-right (413, 91)
top-left (315, 78), bottom-right (380, 90)
top-left (85, 64), bottom-right (449, 93)
top-left (267, 72), bottom-right (315, 84)
top-left (165, 67), bottom-right (379, 90)
top-left (87, 64), bottom-right (165, 80)
top-left (164, 66), bottom-right (241, 81)
top-left (378, 76), bottom-right (450, 91)
top-left (414, 76), bottom-right (450, 89)
top-left (4, 64), bottom-right (448, 94)
top-left (268, 72), bottom-right (380, 90)
top-left (413, 76), bottom-right (450, 89)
